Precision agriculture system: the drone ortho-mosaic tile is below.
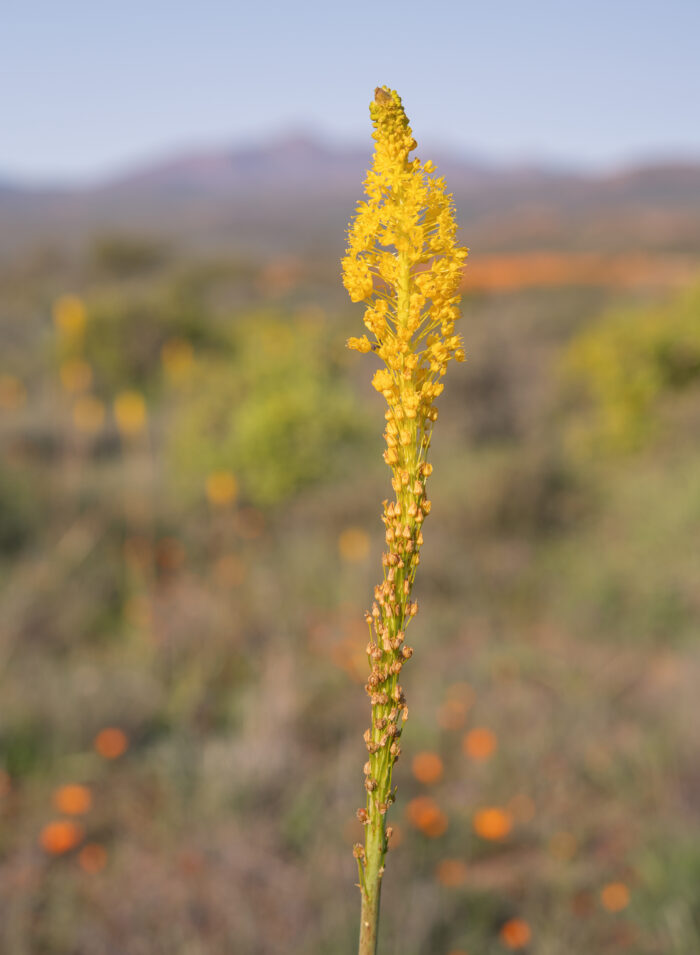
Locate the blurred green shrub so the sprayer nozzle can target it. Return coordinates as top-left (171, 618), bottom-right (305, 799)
top-left (78, 288), bottom-right (224, 394)
top-left (561, 283), bottom-right (700, 454)
top-left (90, 234), bottom-right (170, 278)
top-left (0, 465), bottom-right (44, 556)
top-left (169, 312), bottom-right (369, 507)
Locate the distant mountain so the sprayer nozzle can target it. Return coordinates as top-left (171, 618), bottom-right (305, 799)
top-left (1, 135), bottom-right (700, 260)
top-left (98, 132), bottom-right (516, 197)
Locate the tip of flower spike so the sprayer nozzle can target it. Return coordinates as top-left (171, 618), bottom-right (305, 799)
top-left (374, 86), bottom-right (392, 104)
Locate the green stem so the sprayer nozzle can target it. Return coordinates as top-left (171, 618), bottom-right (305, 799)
top-left (358, 240), bottom-right (413, 955)
top-left (358, 881), bottom-right (380, 955)
top-left (358, 817), bottom-right (383, 955)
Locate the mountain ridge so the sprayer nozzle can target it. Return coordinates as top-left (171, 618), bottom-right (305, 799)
top-left (1, 134), bottom-right (699, 261)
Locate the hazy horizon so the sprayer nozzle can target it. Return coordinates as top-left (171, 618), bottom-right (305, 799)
top-left (4, 123), bottom-right (700, 191)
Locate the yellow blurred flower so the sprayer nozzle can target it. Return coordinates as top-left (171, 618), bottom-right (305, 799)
top-left (53, 295), bottom-right (86, 339)
top-left (114, 390), bottom-right (147, 436)
top-left (206, 470), bottom-right (238, 507)
top-left (59, 359), bottom-right (93, 394)
top-left (0, 375), bottom-right (26, 411)
top-left (72, 396), bottom-right (105, 434)
top-left (338, 526), bottom-right (370, 563)
top-left (161, 338), bottom-right (194, 383)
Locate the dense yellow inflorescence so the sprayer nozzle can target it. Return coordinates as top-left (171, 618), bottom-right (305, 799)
top-left (342, 87), bottom-right (467, 902)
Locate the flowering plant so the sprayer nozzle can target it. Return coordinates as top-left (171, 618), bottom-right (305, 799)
top-left (342, 86), bottom-right (467, 954)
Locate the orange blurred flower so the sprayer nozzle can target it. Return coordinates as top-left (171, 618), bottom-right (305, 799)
top-left (499, 918), bottom-right (531, 949)
top-left (338, 527), bottom-right (370, 563)
top-left (78, 842), bottom-right (107, 874)
top-left (412, 751), bottom-right (444, 785)
top-left (463, 727), bottom-right (498, 761)
top-left (94, 727), bottom-right (128, 759)
top-left (52, 784), bottom-right (92, 815)
top-left (601, 882), bottom-right (630, 913)
top-left (473, 807), bottom-right (512, 841)
top-left (40, 820), bottom-right (84, 855)
top-left (435, 858), bottom-right (468, 887)
top-left (405, 796), bottom-right (448, 837)
top-left (206, 470), bottom-right (238, 507)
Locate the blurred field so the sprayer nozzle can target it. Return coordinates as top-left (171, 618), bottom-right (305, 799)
top-left (1, 156), bottom-right (700, 954)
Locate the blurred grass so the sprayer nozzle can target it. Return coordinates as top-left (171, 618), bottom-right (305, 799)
top-left (0, 234), bottom-right (699, 953)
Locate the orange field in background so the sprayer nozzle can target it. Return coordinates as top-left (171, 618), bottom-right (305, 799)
top-left (461, 252), bottom-right (697, 292)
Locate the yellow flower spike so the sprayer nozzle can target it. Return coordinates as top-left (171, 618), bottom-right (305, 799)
top-left (344, 88), bottom-right (467, 955)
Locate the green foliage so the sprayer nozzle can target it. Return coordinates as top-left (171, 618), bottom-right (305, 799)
top-left (0, 464), bottom-right (44, 556)
top-left (170, 311), bottom-right (369, 506)
top-left (90, 234), bottom-right (170, 278)
top-left (79, 287), bottom-right (224, 394)
top-left (561, 283), bottom-right (700, 454)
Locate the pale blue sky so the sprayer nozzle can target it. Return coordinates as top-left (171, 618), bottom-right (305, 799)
top-left (2, 0), bottom-right (699, 182)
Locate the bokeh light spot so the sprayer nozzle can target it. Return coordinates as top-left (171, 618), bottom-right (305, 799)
top-left (40, 820), bottom-right (84, 855)
top-left (463, 727), bottom-right (498, 761)
top-left (206, 470), bottom-right (238, 507)
top-left (473, 807), bottom-right (512, 841)
top-left (411, 751), bottom-right (444, 785)
top-left (601, 882), bottom-right (630, 912)
top-left (52, 784), bottom-right (92, 815)
top-left (94, 727), bottom-right (129, 759)
top-left (499, 918), bottom-right (531, 949)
